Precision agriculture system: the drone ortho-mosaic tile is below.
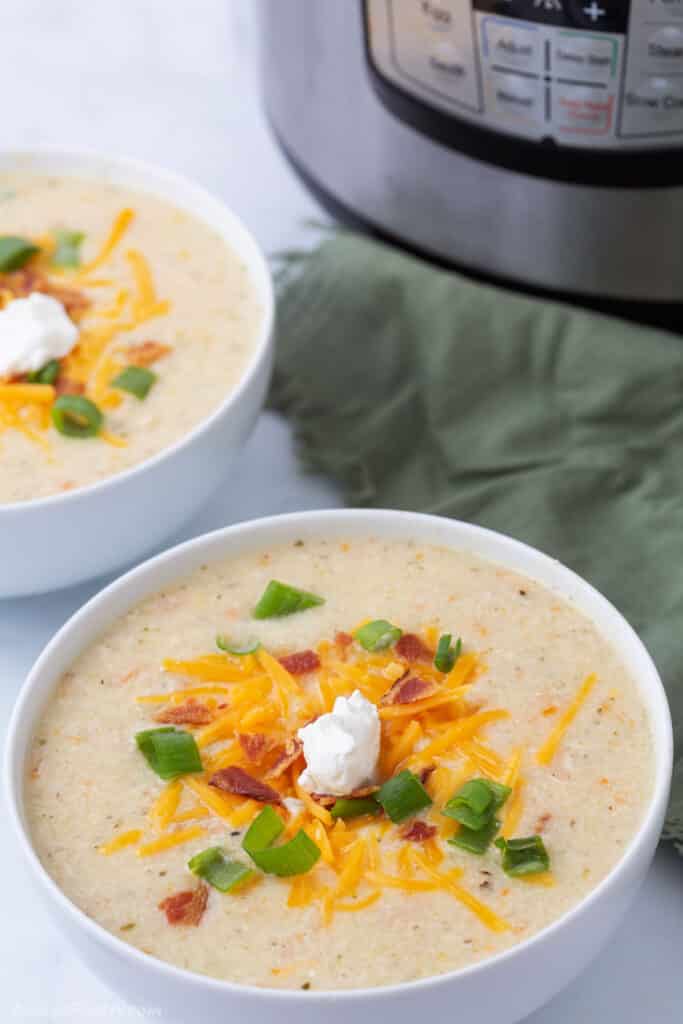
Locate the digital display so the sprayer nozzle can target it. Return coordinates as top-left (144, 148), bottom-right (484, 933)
top-left (472, 1), bottom-right (630, 34)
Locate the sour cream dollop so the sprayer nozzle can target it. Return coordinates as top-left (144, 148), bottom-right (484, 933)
top-left (0, 293), bottom-right (78, 377)
top-left (297, 689), bottom-right (380, 796)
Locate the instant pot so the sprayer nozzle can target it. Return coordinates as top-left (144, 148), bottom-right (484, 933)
top-left (260, 1), bottom-right (683, 323)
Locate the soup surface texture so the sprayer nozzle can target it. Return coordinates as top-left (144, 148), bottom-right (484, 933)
top-left (0, 174), bottom-right (261, 503)
top-left (26, 538), bottom-right (654, 991)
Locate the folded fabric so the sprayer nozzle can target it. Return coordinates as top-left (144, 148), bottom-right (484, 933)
top-left (269, 231), bottom-right (683, 852)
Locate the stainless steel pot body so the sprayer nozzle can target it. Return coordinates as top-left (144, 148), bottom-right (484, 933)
top-left (260, 1), bottom-right (683, 304)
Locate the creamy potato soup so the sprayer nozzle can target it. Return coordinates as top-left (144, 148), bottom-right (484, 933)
top-left (26, 539), bottom-right (654, 991)
top-left (0, 174), bottom-right (261, 503)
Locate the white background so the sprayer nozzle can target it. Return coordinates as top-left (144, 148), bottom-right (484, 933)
top-left (1, 3), bottom-right (681, 1021)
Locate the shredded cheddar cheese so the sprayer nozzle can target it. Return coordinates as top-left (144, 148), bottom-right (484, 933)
top-left (518, 872), bottom-right (555, 887)
top-left (124, 623), bottom-right (588, 933)
top-left (172, 805), bottom-right (210, 823)
top-left (335, 890), bottom-right (381, 912)
top-left (100, 429), bottom-right (128, 448)
top-left (411, 852), bottom-right (510, 933)
top-left (0, 384), bottom-right (56, 404)
top-left (136, 825), bottom-right (207, 858)
top-left (407, 709), bottom-right (510, 769)
top-left (98, 828), bottom-right (142, 855)
top-left (78, 208), bottom-right (135, 276)
top-left (183, 777), bottom-right (241, 822)
top-left (295, 783), bottom-right (333, 827)
top-left (149, 781), bottom-right (182, 832)
top-left (0, 206), bottom-right (173, 451)
top-left (501, 748), bottom-right (525, 839)
top-left (162, 656), bottom-right (249, 683)
top-left (537, 673), bottom-right (599, 766)
top-left (125, 248), bottom-right (170, 322)
top-left (379, 686), bottom-right (471, 719)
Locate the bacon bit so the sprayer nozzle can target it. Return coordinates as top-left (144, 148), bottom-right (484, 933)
top-left (0, 268), bottom-right (42, 298)
top-left (266, 737), bottom-right (303, 780)
top-left (47, 280), bottom-right (90, 319)
top-left (395, 633), bottom-right (433, 662)
top-left (310, 793), bottom-right (336, 808)
top-left (311, 785), bottom-right (379, 808)
top-left (159, 883), bottom-right (208, 926)
top-left (155, 699), bottom-right (214, 726)
top-left (209, 766), bottom-right (283, 805)
top-left (380, 674), bottom-right (439, 706)
top-left (534, 813), bottom-right (552, 834)
top-left (54, 376), bottom-right (85, 396)
top-left (0, 268), bottom-right (90, 319)
top-left (400, 820), bottom-right (437, 843)
top-left (420, 766), bottom-right (436, 786)
top-left (125, 340), bottom-right (172, 366)
top-left (238, 732), bottom-right (274, 763)
top-left (348, 785), bottom-right (379, 798)
top-left (278, 650), bottom-right (321, 675)
top-left (334, 631), bottom-right (353, 661)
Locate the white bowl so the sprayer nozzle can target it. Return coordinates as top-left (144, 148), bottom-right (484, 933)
top-left (0, 148), bottom-right (274, 597)
top-left (4, 510), bottom-right (673, 1024)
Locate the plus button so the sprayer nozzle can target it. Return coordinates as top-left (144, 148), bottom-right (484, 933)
top-left (583, 2), bottom-right (606, 20)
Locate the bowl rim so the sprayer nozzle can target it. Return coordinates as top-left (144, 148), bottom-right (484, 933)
top-left (4, 508), bottom-right (673, 1004)
top-left (0, 145), bottom-right (274, 513)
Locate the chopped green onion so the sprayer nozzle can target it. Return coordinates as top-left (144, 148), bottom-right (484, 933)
top-left (216, 634), bottom-right (261, 656)
top-left (51, 229), bottom-right (85, 268)
top-left (434, 634), bottom-right (462, 674)
top-left (188, 846), bottom-right (254, 892)
top-left (242, 804), bottom-right (284, 854)
top-left (248, 830), bottom-right (321, 877)
top-left (0, 235), bottom-right (38, 271)
top-left (354, 619), bottom-right (402, 652)
top-left (449, 817), bottom-right (501, 856)
top-left (252, 580), bottom-right (325, 620)
top-left (135, 726), bottom-right (203, 780)
top-left (51, 395), bottom-right (103, 438)
top-left (111, 365), bottom-right (156, 400)
top-left (27, 359), bottom-right (60, 385)
top-left (330, 797), bottom-right (381, 819)
top-left (242, 805), bottom-right (321, 877)
top-left (376, 770), bottom-right (432, 824)
top-left (495, 835), bottom-right (550, 877)
top-left (442, 779), bottom-right (511, 831)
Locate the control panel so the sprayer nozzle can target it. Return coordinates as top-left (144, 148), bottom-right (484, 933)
top-left (365, 0), bottom-right (683, 147)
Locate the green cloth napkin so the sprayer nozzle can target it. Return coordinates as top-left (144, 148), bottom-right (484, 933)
top-left (269, 231), bottom-right (683, 853)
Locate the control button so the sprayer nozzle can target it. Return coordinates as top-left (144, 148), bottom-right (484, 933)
top-left (621, 76), bottom-right (683, 136)
top-left (429, 40), bottom-right (467, 80)
top-left (481, 18), bottom-right (542, 73)
top-left (551, 31), bottom-right (618, 83)
top-left (487, 71), bottom-right (544, 124)
top-left (554, 84), bottom-right (614, 135)
top-left (565, 1), bottom-right (628, 33)
top-left (648, 25), bottom-right (683, 63)
top-left (388, 0), bottom-right (481, 111)
top-left (417, 1), bottom-right (453, 33)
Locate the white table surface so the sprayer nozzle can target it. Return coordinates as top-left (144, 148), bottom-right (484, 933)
top-left (1, 3), bottom-right (681, 1021)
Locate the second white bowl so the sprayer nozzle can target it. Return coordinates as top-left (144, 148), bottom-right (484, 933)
top-left (0, 148), bottom-right (274, 597)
